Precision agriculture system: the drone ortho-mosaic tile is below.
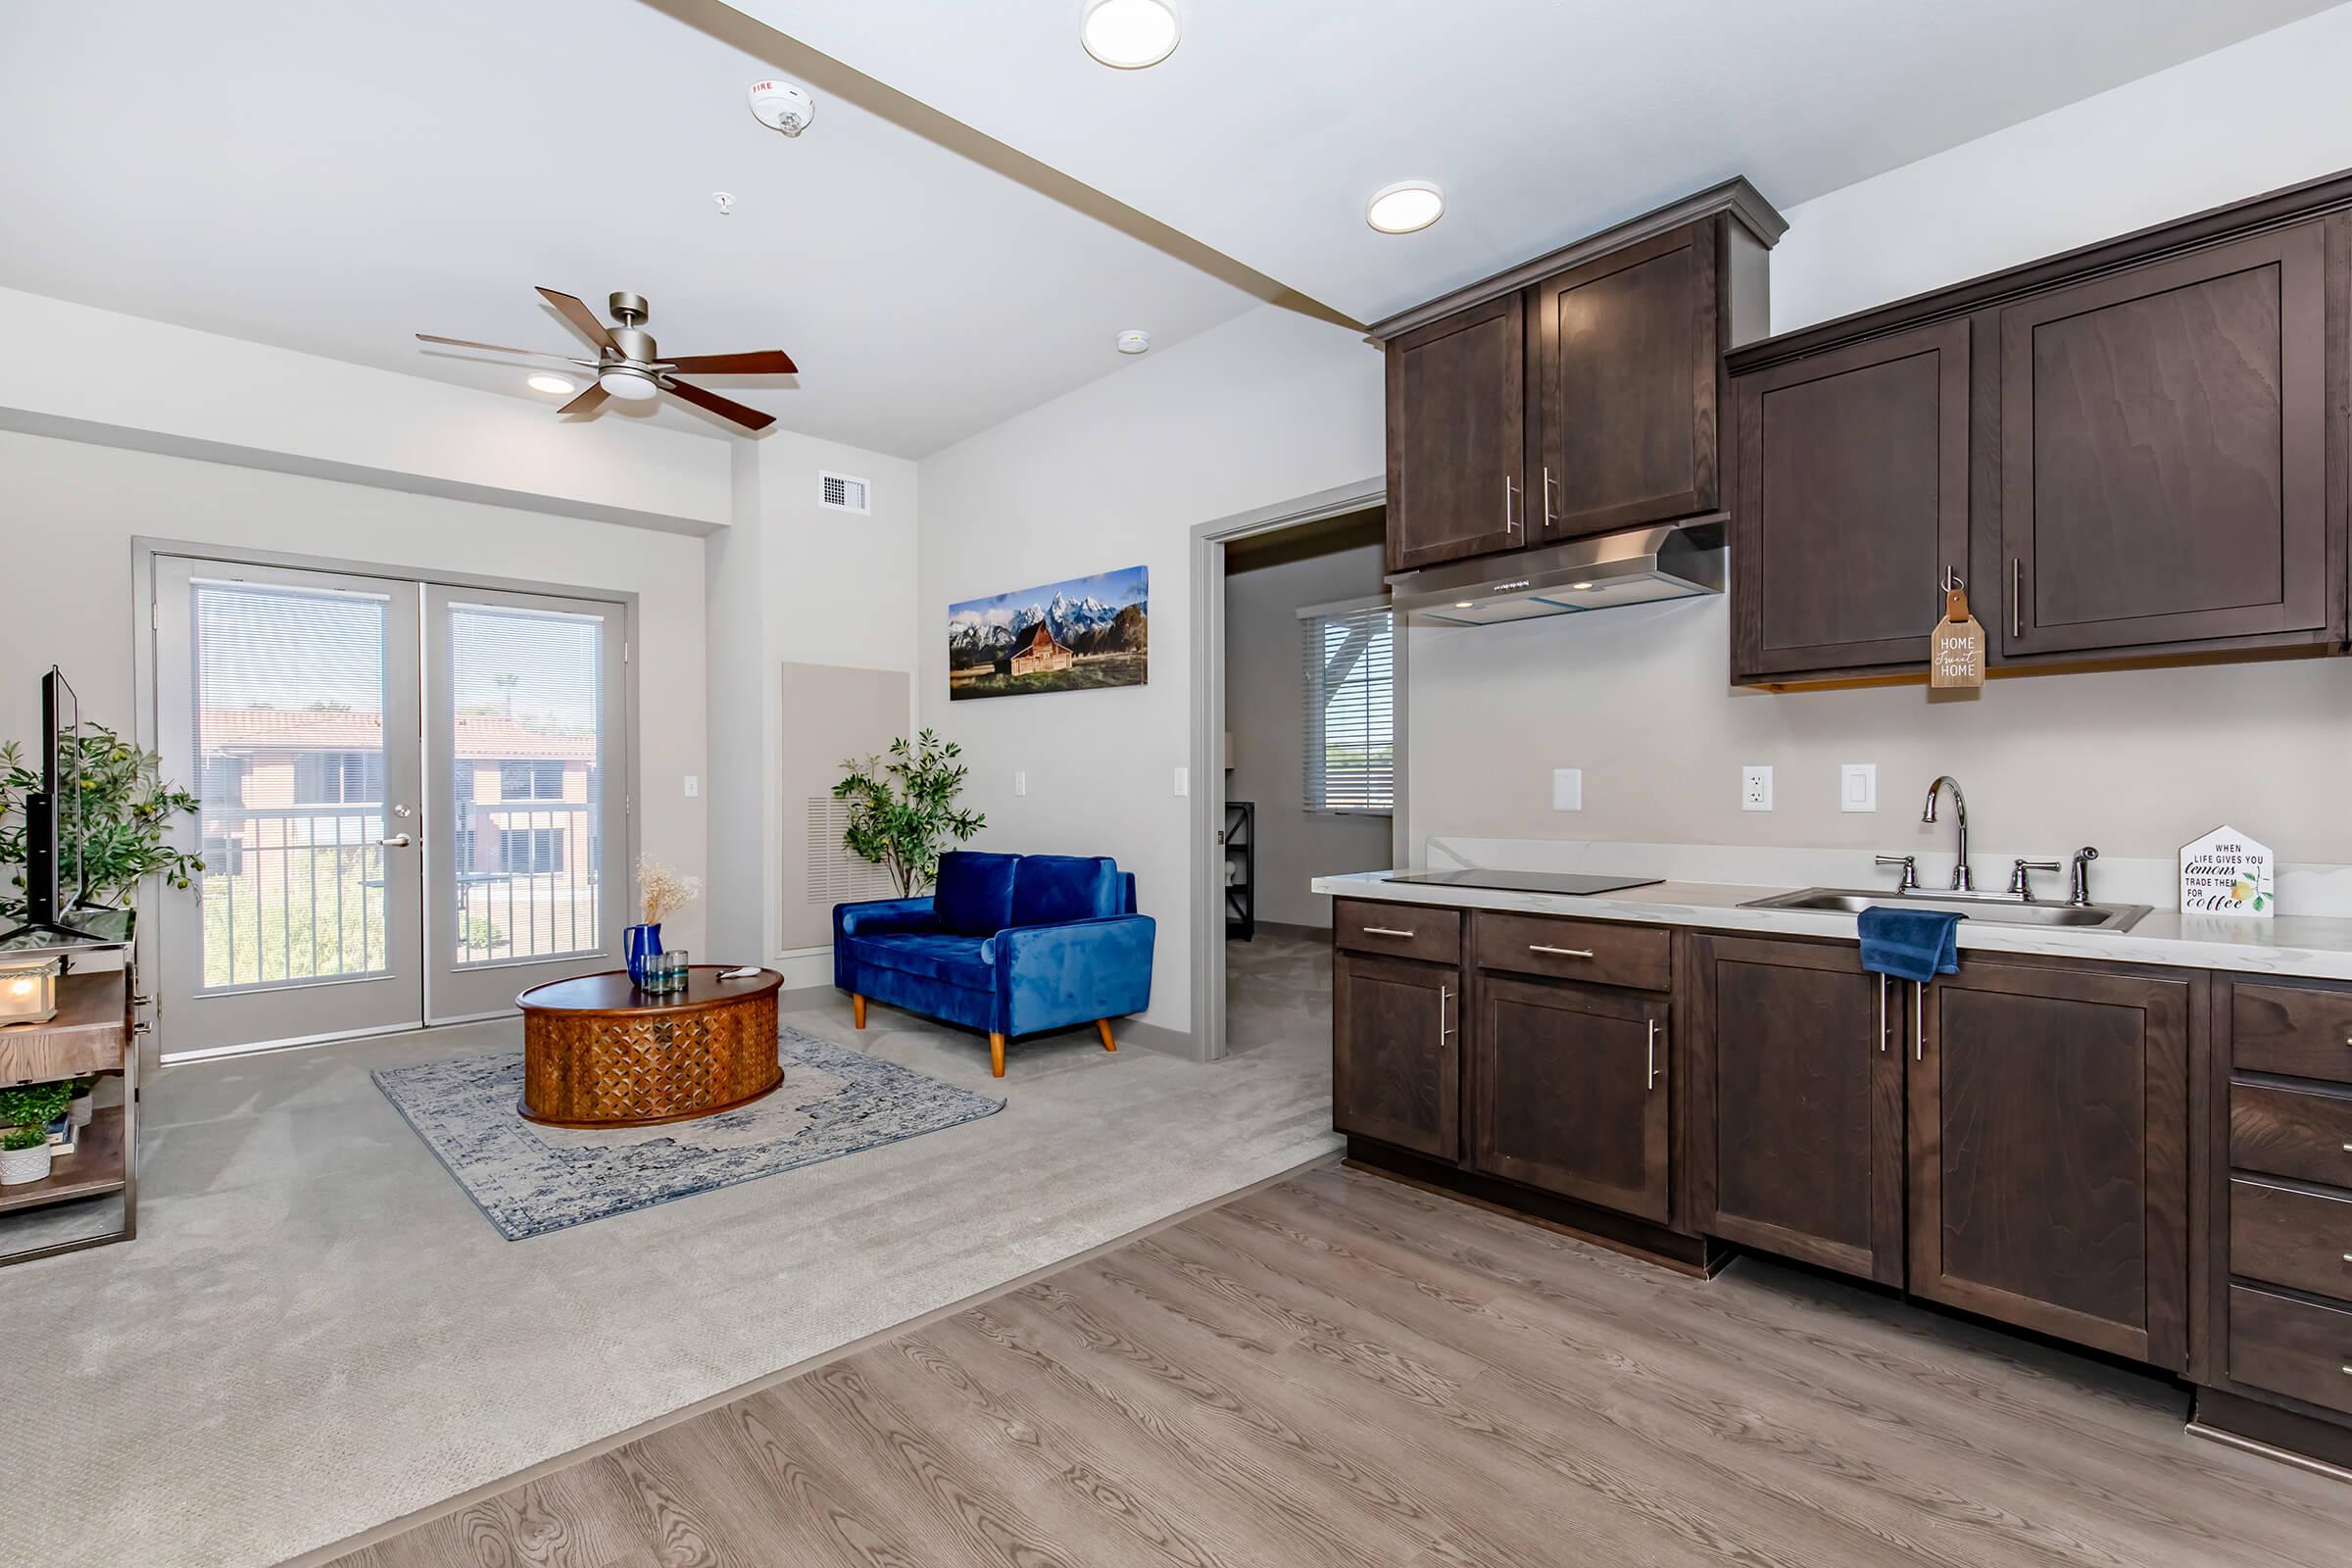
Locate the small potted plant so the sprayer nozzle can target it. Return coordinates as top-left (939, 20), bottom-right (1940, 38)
top-left (0, 1125), bottom-right (48, 1186)
top-left (68, 1075), bottom-right (96, 1128)
top-left (0, 1080), bottom-right (72, 1185)
top-left (625, 858), bottom-right (701, 987)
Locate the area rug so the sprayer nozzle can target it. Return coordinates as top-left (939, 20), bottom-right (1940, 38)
top-left (372, 1025), bottom-right (1005, 1239)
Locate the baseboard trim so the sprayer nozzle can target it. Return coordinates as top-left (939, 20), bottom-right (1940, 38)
top-left (282, 1150), bottom-right (1343, 1567)
top-left (1247, 919), bottom-right (1328, 942)
top-left (2188, 1388), bottom-right (2352, 1483)
top-left (1114, 1017), bottom-right (1196, 1058)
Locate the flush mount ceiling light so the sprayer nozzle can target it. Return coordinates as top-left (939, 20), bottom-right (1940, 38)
top-left (526, 372), bottom-right (576, 396)
top-left (1082, 0), bottom-right (1180, 68)
top-left (1367, 181), bottom-right (1445, 234)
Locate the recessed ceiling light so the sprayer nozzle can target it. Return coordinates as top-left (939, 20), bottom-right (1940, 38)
top-left (1115, 328), bottom-right (1152, 355)
top-left (526, 373), bottom-right (576, 396)
top-left (1569, 581), bottom-right (1596, 591)
top-left (1082, 0), bottom-right (1180, 69)
top-left (1367, 181), bottom-right (1445, 234)
top-left (1453, 601), bottom-right (1475, 610)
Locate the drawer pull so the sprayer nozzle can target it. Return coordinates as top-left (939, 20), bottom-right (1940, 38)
top-left (1360, 926), bottom-right (1417, 939)
top-left (1528, 944), bottom-right (1596, 958)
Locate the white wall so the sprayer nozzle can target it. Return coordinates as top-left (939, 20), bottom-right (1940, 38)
top-left (704, 428), bottom-right (919, 980)
top-left (916, 306), bottom-right (1385, 1031)
top-left (1771, 5), bottom-right (2352, 333)
top-left (1409, 9), bottom-right (2352, 884)
top-left (0, 287), bottom-right (731, 533)
top-left (1224, 538), bottom-right (1393, 928)
top-left (0, 430), bottom-right (712, 955)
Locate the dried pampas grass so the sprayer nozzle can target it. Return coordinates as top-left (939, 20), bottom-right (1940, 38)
top-left (636, 857), bottom-right (701, 925)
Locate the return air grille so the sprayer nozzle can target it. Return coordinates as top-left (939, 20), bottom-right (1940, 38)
top-left (819, 471), bottom-right (871, 514)
top-left (806, 796), bottom-right (893, 904)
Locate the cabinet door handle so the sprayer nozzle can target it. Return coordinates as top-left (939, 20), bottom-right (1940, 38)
top-left (1915, 981), bottom-right (1926, 1061)
top-left (1646, 1017), bottom-right (1662, 1091)
top-left (1878, 973), bottom-right (1888, 1054)
top-left (1528, 944), bottom-right (1595, 958)
top-left (1438, 985), bottom-right (1455, 1042)
top-left (1361, 926), bottom-right (1416, 939)
top-left (1543, 466), bottom-right (1558, 532)
top-left (1504, 474), bottom-right (1522, 535)
top-left (2010, 557), bottom-right (2022, 640)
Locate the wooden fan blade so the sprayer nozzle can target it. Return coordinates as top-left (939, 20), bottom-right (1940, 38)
top-left (416, 333), bottom-right (577, 362)
top-left (536, 287), bottom-right (615, 352)
top-left (662, 350), bottom-right (799, 375)
top-left (662, 377), bottom-right (774, 432)
top-left (558, 383), bottom-right (609, 417)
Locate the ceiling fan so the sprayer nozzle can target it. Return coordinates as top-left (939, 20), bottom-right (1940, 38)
top-left (416, 287), bottom-right (796, 432)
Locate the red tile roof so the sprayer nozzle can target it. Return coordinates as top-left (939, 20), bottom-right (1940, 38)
top-left (199, 709), bottom-right (595, 760)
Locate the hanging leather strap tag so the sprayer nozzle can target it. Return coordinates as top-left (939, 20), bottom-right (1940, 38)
top-left (1932, 586), bottom-right (1985, 688)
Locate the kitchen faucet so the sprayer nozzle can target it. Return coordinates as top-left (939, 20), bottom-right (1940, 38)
top-left (1922, 775), bottom-right (1974, 892)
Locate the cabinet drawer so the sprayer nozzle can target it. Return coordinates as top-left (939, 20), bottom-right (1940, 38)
top-left (1472, 911), bottom-right (1671, 992)
top-left (2230, 1178), bottom-right (2352, 1300)
top-left (2233, 982), bottom-right (2352, 1085)
top-left (2228, 1285), bottom-right (2352, 1418)
top-left (1334, 901), bottom-right (1461, 966)
top-left (2231, 1083), bottom-right (2352, 1187)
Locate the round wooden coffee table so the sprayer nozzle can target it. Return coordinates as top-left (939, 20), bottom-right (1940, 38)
top-left (515, 966), bottom-right (785, 1129)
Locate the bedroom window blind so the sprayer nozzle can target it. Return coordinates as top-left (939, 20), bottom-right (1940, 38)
top-left (1300, 597), bottom-right (1395, 814)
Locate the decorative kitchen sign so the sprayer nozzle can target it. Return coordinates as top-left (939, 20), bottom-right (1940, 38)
top-left (2180, 825), bottom-right (2274, 917)
top-left (1930, 579), bottom-right (1985, 689)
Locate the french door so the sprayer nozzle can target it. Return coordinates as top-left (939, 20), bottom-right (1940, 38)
top-left (155, 557), bottom-right (627, 1058)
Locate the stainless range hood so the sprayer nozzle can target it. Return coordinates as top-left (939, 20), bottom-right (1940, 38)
top-left (1386, 521), bottom-right (1725, 625)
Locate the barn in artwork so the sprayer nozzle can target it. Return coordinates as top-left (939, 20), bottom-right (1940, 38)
top-left (1009, 619), bottom-right (1075, 676)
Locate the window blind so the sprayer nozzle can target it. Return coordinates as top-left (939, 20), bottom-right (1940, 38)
top-left (1300, 598), bottom-right (1395, 814)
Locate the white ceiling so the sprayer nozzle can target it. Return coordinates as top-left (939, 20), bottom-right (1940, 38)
top-left (0, 0), bottom-right (1266, 455)
top-left (742, 0), bottom-right (2339, 324)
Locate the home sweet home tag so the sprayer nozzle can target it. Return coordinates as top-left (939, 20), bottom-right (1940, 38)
top-left (2180, 825), bottom-right (2275, 918)
top-left (1930, 586), bottom-right (1985, 689)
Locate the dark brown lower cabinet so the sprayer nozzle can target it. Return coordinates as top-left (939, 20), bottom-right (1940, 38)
top-left (1688, 936), bottom-right (1904, 1285)
top-left (1469, 975), bottom-right (1670, 1223)
top-left (1912, 957), bottom-right (2194, 1370)
top-left (1332, 950), bottom-right (1459, 1162)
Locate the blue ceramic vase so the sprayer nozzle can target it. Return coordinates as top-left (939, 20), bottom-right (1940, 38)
top-left (624, 922), bottom-right (662, 986)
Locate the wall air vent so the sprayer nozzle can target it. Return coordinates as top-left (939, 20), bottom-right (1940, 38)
top-left (819, 471), bottom-right (871, 514)
top-left (807, 796), bottom-right (893, 904)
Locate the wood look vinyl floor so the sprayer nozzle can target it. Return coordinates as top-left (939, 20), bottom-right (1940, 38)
top-left (332, 1159), bottom-right (2349, 1567)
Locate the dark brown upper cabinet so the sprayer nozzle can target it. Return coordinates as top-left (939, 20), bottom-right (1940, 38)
top-left (1910, 956), bottom-right (2194, 1371)
top-left (1687, 935), bottom-right (1904, 1285)
top-left (1534, 221), bottom-right (1720, 540)
top-left (1385, 294), bottom-right (1527, 572)
top-left (1469, 974), bottom-right (1670, 1224)
top-left (1375, 181), bottom-right (1785, 580)
top-left (1999, 225), bottom-right (2328, 658)
top-left (1732, 319), bottom-right (1969, 681)
top-left (1727, 170), bottom-right (2352, 686)
top-left (1332, 949), bottom-right (1460, 1162)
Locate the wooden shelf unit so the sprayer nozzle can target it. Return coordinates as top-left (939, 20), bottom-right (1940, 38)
top-left (0, 964), bottom-right (137, 1265)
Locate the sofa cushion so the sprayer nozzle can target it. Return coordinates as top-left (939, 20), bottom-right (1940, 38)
top-left (1010, 855), bottom-right (1120, 928)
top-left (933, 851), bottom-right (1018, 937)
top-left (839, 930), bottom-right (995, 991)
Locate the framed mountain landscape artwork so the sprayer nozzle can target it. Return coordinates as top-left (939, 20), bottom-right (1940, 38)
top-left (948, 564), bottom-right (1149, 701)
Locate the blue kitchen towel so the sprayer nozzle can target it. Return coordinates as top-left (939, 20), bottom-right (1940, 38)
top-left (1856, 905), bottom-right (1963, 983)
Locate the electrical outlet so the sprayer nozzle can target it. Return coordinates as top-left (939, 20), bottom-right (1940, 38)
top-left (1014, 770), bottom-right (1027, 798)
top-left (1740, 764), bottom-right (1774, 812)
top-left (1839, 762), bottom-right (1876, 813)
top-left (1551, 768), bottom-right (1583, 811)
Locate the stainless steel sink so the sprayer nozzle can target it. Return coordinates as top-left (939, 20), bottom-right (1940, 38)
top-left (1739, 887), bottom-right (2151, 932)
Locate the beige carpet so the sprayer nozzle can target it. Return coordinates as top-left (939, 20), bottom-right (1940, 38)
top-left (1, 936), bottom-right (1336, 1568)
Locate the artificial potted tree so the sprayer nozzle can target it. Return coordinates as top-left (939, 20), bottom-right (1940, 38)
top-left (834, 730), bottom-right (987, 897)
top-left (0, 721), bottom-right (203, 932)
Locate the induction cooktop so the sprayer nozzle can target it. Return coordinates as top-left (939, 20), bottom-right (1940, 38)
top-left (1382, 870), bottom-right (1664, 896)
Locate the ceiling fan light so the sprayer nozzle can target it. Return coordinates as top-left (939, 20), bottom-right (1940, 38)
top-left (1082, 0), bottom-right (1179, 69)
top-left (598, 368), bottom-right (659, 401)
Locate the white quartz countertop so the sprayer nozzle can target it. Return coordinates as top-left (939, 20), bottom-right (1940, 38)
top-left (1310, 870), bottom-right (2352, 982)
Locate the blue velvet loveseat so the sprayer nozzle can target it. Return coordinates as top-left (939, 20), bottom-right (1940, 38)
top-left (833, 851), bottom-right (1154, 1077)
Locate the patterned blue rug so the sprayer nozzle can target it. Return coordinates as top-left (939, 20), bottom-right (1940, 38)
top-left (373, 1025), bottom-right (1005, 1240)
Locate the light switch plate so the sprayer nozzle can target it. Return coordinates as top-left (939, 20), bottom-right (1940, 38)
top-left (1839, 762), bottom-right (1877, 813)
top-left (1551, 768), bottom-right (1583, 811)
top-left (1014, 770), bottom-right (1027, 798)
top-left (1172, 766), bottom-right (1189, 798)
top-left (1740, 764), bottom-right (1773, 812)
top-left (682, 775), bottom-right (699, 798)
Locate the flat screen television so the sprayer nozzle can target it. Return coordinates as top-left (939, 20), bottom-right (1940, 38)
top-left (0, 665), bottom-right (103, 946)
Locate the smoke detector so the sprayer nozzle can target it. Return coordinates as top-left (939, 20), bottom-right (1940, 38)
top-left (748, 81), bottom-right (815, 136)
top-left (1115, 328), bottom-right (1152, 356)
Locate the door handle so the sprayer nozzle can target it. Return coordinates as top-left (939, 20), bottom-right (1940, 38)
top-left (1528, 944), bottom-right (1595, 958)
top-left (2010, 557), bottom-right (2022, 640)
top-left (1504, 474), bottom-right (1522, 535)
top-left (1878, 973), bottom-right (1887, 1053)
top-left (1543, 466), bottom-right (1558, 532)
top-left (1914, 980), bottom-right (1926, 1061)
top-left (1645, 1017), bottom-right (1661, 1091)
top-left (1438, 985), bottom-right (1455, 1042)
top-left (378, 833), bottom-right (415, 848)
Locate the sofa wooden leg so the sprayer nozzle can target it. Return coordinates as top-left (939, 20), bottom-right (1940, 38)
top-left (1096, 1018), bottom-right (1116, 1053)
top-left (989, 1032), bottom-right (1006, 1078)
top-left (853, 994), bottom-right (867, 1030)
